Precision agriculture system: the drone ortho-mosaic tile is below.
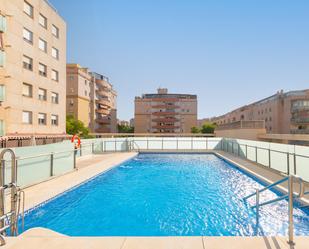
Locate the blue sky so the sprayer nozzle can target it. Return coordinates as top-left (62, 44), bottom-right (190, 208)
top-left (50, 0), bottom-right (309, 121)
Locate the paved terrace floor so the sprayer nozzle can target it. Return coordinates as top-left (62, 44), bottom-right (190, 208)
top-left (2, 151), bottom-right (309, 248)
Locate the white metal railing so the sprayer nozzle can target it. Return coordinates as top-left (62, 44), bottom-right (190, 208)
top-left (243, 175), bottom-right (305, 245)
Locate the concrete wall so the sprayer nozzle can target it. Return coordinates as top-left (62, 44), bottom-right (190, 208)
top-left (0, 0), bottom-right (66, 135)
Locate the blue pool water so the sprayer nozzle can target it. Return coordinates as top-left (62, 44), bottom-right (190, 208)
top-left (23, 153), bottom-right (309, 236)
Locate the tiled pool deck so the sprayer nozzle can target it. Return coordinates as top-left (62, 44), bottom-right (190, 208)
top-left (2, 151), bottom-right (309, 248)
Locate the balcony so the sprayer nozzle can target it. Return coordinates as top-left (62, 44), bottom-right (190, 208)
top-left (152, 104), bottom-right (180, 109)
top-left (96, 108), bottom-right (110, 115)
top-left (290, 129), bottom-right (309, 134)
top-left (152, 125), bottom-right (180, 129)
top-left (291, 106), bottom-right (309, 112)
top-left (95, 79), bottom-right (110, 89)
top-left (96, 89), bottom-right (109, 98)
top-left (152, 111), bottom-right (177, 116)
top-left (291, 117), bottom-right (309, 124)
top-left (96, 117), bottom-right (111, 124)
top-left (96, 99), bottom-right (111, 107)
top-left (95, 127), bottom-right (111, 133)
top-left (152, 118), bottom-right (179, 123)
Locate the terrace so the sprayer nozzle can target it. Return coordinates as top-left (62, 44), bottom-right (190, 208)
top-left (0, 135), bottom-right (308, 248)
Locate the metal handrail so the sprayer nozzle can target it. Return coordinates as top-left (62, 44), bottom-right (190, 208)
top-left (243, 176), bottom-right (304, 201)
top-left (244, 175), bottom-right (304, 245)
top-left (128, 140), bottom-right (140, 152)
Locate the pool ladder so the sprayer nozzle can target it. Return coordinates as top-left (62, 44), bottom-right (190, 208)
top-left (0, 149), bottom-right (25, 246)
top-left (243, 175), bottom-right (308, 245)
top-left (127, 140), bottom-right (140, 152)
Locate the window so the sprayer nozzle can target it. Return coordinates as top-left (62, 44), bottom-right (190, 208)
top-left (85, 80), bottom-right (87, 85)
top-left (23, 28), bottom-right (33, 43)
top-left (38, 88), bottom-right (47, 101)
top-left (51, 47), bottom-right (59, 59)
top-left (51, 92), bottom-right (59, 104)
top-left (23, 55), bottom-right (33, 71)
top-left (0, 85), bottom-right (5, 102)
top-left (22, 83), bottom-right (32, 97)
top-left (22, 111), bottom-right (32, 124)
top-left (51, 69), bottom-right (59, 81)
top-left (0, 15), bottom-right (7, 33)
top-left (51, 115), bottom-right (58, 126)
top-left (70, 99), bottom-right (74, 106)
top-left (38, 113), bottom-right (46, 125)
top-left (52, 25), bottom-right (59, 38)
top-left (0, 51), bottom-right (5, 67)
top-left (38, 38), bottom-right (47, 52)
top-left (38, 63), bottom-right (47, 77)
top-left (23, 1), bottom-right (33, 18)
top-left (85, 90), bottom-right (87, 96)
top-left (39, 14), bottom-right (47, 28)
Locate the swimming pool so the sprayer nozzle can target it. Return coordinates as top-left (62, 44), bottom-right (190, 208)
top-left (22, 153), bottom-right (309, 236)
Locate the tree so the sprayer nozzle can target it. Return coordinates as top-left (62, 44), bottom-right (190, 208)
top-left (201, 122), bottom-right (216, 134)
top-left (66, 115), bottom-right (90, 138)
top-left (117, 124), bottom-right (134, 133)
top-left (191, 126), bottom-right (200, 133)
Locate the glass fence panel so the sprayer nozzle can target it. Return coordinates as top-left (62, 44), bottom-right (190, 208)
top-left (162, 140), bottom-right (177, 150)
top-left (53, 151), bottom-right (75, 176)
top-left (17, 155), bottom-right (51, 187)
top-left (256, 148), bottom-right (269, 167)
top-left (192, 140), bottom-right (207, 150)
top-left (147, 140), bottom-right (163, 150)
top-left (177, 140), bottom-right (192, 150)
top-left (104, 140), bottom-right (117, 151)
top-left (133, 140), bottom-right (148, 150)
top-left (115, 140), bottom-right (128, 151)
top-left (206, 138), bottom-right (220, 150)
top-left (269, 151), bottom-right (288, 173)
top-left (246, 146), bottom-right (256, 162)
top-left (239, 144), bottom-right (247, 157)
top-left (80, 143), bottom-right (92, 156)
top-left (294, 156), bottom-right (309, 182)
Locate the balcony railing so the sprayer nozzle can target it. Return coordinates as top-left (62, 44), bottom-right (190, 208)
top-left (96, 108), bottom-right (110, 115)
top-left (96, 99), bottom-right (111, 107)
top-left (152, 118), bottom-right (180, 123)
top-left (95, 117), bottom-right (111, 124)
top-left (216, 120), bottom-right (265, 130)
top-left (151, 104), bottom-right (180, 109)
top-left (290, 129), bottom-right (309, 134)
top-left (291, 105), bottom-right (309, 112)
top-left (152, 111), bottom-right (177, 116)
top-left (290, 117), bottom-right (309, 124)
top-left (152, 125), bottom-right (180, 129)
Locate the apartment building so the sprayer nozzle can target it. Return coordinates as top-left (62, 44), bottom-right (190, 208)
top-left (211, 89), bottom-right (309, 134)
top-left (66, 64), bottom-right (117, 133)
top-left (134, 88), bottom-right (197, 133)
top-left (0, 0), bottom-right (66, 136)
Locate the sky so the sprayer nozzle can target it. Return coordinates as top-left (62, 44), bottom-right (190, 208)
top-left (50, 0), bottom-right (309, 121)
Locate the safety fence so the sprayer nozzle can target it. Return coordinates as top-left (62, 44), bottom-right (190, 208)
top-left (220, 138), bottom-right (309, 182)
top-left (1, 137), bottom-right (309, 188)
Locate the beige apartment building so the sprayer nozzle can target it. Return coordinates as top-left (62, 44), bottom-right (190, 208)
top-left (211, 89), bottom-right (309, 134)
top-left (66, 64), bottom-right (117, 133)
top-left (0, 0), bottom-right (66, 136)
top-left (135, 88), bottom-right (197, 133)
